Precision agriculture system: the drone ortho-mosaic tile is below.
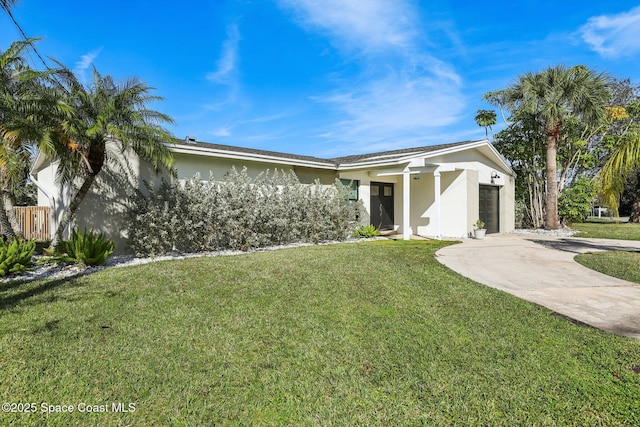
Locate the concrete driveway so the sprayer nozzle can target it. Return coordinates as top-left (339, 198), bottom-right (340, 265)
top-left (435, 233), bottom-right (640, 339)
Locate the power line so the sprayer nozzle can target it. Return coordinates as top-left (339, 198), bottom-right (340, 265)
top-left (1, 2), bottom-right (51, 71)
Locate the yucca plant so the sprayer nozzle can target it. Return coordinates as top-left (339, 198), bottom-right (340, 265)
top-left (45, 228), bottom-right (115, 266)
top-left (0, 238), bottom-right (35, 276)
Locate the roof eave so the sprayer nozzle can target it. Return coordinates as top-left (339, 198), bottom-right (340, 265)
top-left (168, 143), bottom-right (337, 170)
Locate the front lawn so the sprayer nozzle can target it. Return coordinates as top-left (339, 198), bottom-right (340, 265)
top-left (575, 250), bottom-right (640, 284)
top-left (1, 240), bottom-right (639, 425)
top-left (571, 221), bottom-right (640, 240)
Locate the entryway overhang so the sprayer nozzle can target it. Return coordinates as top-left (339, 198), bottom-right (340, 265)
top-left (368, 161), bottom-right (459, 241)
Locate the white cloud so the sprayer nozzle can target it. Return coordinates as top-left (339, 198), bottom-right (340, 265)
top-left (73, 47), bottom-right (103, 84)
top-left (277, 0), bottom-right (416, 54)
top-left (277, 0), bottom-right (465, 151)
top-left (212, 127), bottom-right (231, 137)
top-left (579, 6), bottom-right (640, 58)
top-left (207, 24), bottom-right (240, 84)
top-left (315, 69), bottom-right (464, 151)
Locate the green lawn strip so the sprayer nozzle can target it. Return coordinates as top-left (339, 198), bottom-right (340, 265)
top-left (575, 250), bottom-right (640, 284)
top-left (571, 221), bottom-right (640, 240)
top-left (1, 240), bottom-right (639, 425)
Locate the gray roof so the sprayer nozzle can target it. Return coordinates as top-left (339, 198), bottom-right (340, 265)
top-left (173, 139), bottom-right (336, 166)
top-left (172, 138), bottom-right (485, 168)
top-left (330, 141), bottom-right (480, 164)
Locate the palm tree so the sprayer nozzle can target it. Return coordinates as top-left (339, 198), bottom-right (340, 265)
top-left (597, 101), bottom-right (640, 221)
top-left (48, 66), bottom-right (176, 248)
top-left (0, 39), bottom-right (43, 239)
top-left (474, 109), bottom-right (496, 140)
top-left (484, 65), bottom-right (611, 229)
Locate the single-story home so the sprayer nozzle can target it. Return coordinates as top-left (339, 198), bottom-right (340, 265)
top-left (30, 138), bottom-right (515, 252)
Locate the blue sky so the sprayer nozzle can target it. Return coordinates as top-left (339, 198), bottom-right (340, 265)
top-left (2, 1), bottom-right (640, 157)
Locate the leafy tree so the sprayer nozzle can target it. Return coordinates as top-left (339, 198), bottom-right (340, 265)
top-left (48, 66), bottom-right (176, 248)
top-left (484, 65), bottom-right (611, 229)
top-left (558, 175), bottom-right (596, 224)
top-left (493, 113), bottom-right (546, 227)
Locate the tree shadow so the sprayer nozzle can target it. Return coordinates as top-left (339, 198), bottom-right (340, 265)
top-left (0, 274), bottom-right (87, 311)
top-left (526, 238), bottom-right (640, 254)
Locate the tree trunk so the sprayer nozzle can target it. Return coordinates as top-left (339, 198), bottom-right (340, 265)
top-left (2, 192), bottom-right (24, 239)
top-left (50, 174), bottom-right (97, 249)
top-left (0, 197), bottom-right (16, 240)
top-left (629, 188), bottom-right (640, 223)
top-left (545, 134), bottom-right (561, 229)
top-left (50, 139), bottom-right (106, 249)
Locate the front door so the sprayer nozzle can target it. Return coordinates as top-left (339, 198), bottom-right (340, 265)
top-left (479, 185), bottom-right (500, 234)
top-left (370, 182), bottom-right (394, 230)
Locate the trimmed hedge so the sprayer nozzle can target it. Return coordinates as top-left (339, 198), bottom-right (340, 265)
top-left (128, 168), bottom-right (362, 256)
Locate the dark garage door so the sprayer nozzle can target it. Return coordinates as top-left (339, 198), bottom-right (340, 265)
top-left (479, 185), bottom-right (500, 234)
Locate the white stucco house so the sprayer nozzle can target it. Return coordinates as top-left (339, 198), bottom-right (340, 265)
top-left (30, 138), bottom-right (515, 252)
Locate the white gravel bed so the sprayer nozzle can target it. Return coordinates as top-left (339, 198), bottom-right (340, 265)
top-left (510, 228), bottom-right (578, 237)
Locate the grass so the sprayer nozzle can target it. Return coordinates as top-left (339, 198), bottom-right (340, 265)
top-left (575, 250), bottom-right (640, 284)
top-left (571, 220), bottom-right (640, 240)
top-left (1, 240), bottom-right (640, 425)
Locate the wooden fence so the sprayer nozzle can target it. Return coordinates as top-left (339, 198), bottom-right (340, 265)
top-left (6, 206), bottom-right (51, 241)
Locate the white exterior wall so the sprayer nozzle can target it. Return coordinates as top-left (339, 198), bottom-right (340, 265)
top-left (34, 160), bottom-right (71, 240)
top-left (33, 140), bottom-right (515, 251)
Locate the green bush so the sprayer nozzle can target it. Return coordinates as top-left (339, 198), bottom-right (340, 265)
top-left (46, 228), bottom-right (115, 266)
top-left (559, 176), bottom-right (596, 224)
top-left (129, 168), bottom-right (361, 256)
top-left (353, 224), bottom-right (380, 238)
top-left (0, 238), bottom-right (35, 276)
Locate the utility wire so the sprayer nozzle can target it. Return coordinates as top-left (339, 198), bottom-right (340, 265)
top-left (1, 1), bottom-right (52, 71)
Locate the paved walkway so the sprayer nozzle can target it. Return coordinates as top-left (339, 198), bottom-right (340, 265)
top-left (435, 234), bottom-right (640, 339)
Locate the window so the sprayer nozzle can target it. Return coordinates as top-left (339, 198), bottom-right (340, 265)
top-left (340, 179), bottom-right (359, 201)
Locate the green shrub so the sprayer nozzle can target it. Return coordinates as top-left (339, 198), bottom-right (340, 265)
top-left (129, 168), bottom-right (361, 256)
top-left (0, 238), bottom-right (35, 276)
top-left (353, 224), bottom-right (380, 238)
top-left (559, 176), bottom-right (596, 224)
top-left (45, 228), bottom-right (115, 266)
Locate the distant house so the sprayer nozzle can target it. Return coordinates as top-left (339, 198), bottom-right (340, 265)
top-left (30, 138), bottom-right (515, 252)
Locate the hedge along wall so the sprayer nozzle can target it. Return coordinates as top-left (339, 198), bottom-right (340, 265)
top-left (128, 167), bottom-right (363, 256)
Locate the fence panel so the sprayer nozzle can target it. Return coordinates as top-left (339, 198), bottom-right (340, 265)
top-left (9, 206), bottom-right (51, 241)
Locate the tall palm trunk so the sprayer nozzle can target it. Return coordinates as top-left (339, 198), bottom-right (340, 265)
top-left (2, 192), bottom-right (23, 238)
top-left (50, 139), bottom-right (105, 248)
top-left (50, 174), bottom-right (97, 248)
top-left (544, 133), bottom-right (561, 229)
top-left (0, 197), bottom-right (16, 239)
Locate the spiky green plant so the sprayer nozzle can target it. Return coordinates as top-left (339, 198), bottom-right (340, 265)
top-left (353, 224), bottom-right (380, 238)
top-left (0, 238), bottom-right (35, 276)
top-left (46, 228), bottom-right (115, 266)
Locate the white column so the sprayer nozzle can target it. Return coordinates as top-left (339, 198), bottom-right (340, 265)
top-left (434, 170), bottom-right (442, 240)
top-left (403, 169), bottom-right (411, 240)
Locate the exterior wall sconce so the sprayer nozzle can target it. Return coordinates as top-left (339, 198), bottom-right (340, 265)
top-left (413, 175), bottom-right (420, 180)
top-left (490, 171), bottom-right (500, 184)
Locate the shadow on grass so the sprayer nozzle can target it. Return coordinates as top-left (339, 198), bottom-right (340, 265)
top-left (527, 238), bottom-right (640, 255)
top-left (0, 274), bottom-right (86, 310)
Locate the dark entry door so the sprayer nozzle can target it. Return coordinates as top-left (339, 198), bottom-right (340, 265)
top-left (370, 182), bottom-right (394, 230)
top-left (479, 185), bottom-right (500, 234)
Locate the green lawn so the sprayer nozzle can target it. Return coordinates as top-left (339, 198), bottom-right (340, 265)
top-left (571, 220), bottom-right (640, 240)
top-left (1, 240), bottom-right (640, 425)
top-left (575, 251), bottom-right (640, 284)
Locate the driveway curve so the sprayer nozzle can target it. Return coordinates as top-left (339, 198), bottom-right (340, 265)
top-left (435, 233), bottom-right (640, 339)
